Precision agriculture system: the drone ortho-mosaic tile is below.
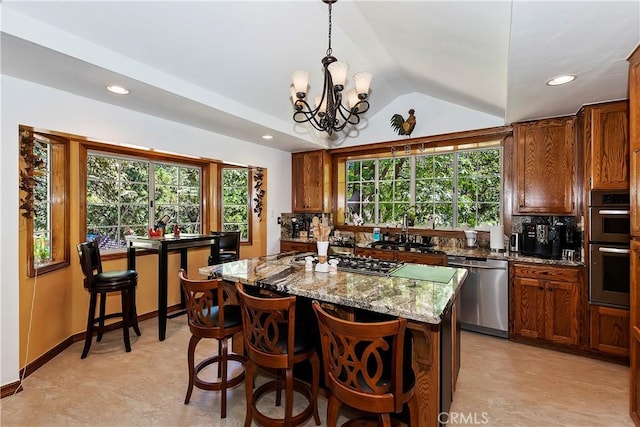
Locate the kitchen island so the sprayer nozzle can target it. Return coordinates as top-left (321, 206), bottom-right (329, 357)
top-left (199, 252), bottom-right (468, 426)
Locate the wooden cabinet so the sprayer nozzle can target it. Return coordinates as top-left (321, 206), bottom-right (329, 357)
top-left (280, 240), bottom-right (315, 253)
top-left (291, 150), bottom-right (332, 212)
top-left (589, 304), bottom-right (630, 358)
top-left (583, 101), bottom-right (630, 190)
top-left (511, 263), bottom-right (581, 347)
top-left (513, 118), bottom-right (576, 215)
top-left (631, 48), bottom-right (640, 237)
top-left (396, 251), bottom-right (447, 266)
top-left (353, 247), bottom-right (447, 265)
top-left (628, 45), bottom-right (640, 425)
top-left (354, 246), bottom-right (396, 261)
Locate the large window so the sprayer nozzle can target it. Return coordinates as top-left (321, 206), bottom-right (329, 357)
top-left (20, 129), bottom-right (70, 277)
top-left (346, 145), bottom-right (502, 228)
top-left (221, 167), bottom-right (250, 241)
top-left (86, 152), bottom-right (202, 249)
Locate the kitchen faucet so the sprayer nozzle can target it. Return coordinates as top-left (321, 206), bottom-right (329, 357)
top-left (402, 214), bottom-right (409, 243)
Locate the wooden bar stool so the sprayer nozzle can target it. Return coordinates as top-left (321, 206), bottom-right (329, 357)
top-left (179, 269), bottom-right (246, 418)
top-left (312, 301), bottom-right (420, 427)
top-left (77, 241), bottom-right (140, 359)
top-left (235, 283), bottom-right (321, 427)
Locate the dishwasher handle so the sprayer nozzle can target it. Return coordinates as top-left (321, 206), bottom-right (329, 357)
top-left (448, 261), bottom-right (507, 270)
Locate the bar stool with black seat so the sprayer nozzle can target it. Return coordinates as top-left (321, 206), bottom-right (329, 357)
top-left (235, 283), bottom-right (321, 427)
top-left (178, 269), bottom-right (246, 419)
top-left (77, 241), bottom-right (141, 359)
top-left (312, 301), bottom-right (420, 427)
top-left (218, 231), bottom-right (240, 263)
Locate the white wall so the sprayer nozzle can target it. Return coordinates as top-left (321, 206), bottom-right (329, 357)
top-left (334, 92), bottom-right (505, 148)
top-left (0, 75), bottom-right (292, 387)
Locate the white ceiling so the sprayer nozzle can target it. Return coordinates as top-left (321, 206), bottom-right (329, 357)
top-left (1, 1), bottom-right (639, 152)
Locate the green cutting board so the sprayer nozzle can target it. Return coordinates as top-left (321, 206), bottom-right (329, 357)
top-left (390, 264), bottom-right (457, 283)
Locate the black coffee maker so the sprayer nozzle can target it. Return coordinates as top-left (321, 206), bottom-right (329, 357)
top-left (291, 217), bottom-right (300, 238)
top-left (521, 223), bottom-right (566, 259)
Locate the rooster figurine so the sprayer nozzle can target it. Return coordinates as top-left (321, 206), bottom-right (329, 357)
top-left (390, 109), bottom-right (416, 137)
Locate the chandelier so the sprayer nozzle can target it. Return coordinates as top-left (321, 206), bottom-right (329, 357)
top-left (291, 0), bottom-right (372, 136)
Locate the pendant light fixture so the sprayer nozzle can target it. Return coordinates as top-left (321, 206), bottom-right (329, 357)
top-left (291, 0), bottom-right (372, 136)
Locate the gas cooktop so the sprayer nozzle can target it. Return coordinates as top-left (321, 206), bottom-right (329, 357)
top-left (294, 254), bottom-right (403, 276)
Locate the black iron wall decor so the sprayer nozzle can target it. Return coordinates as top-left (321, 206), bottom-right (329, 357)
top-left (19, 130), bottom-right (46, 218)
top-left (253, 167), bottom-right (265, 221)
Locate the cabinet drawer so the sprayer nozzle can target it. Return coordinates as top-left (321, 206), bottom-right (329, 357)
top-left (280, 241), bottom-right (314, 253)
top-left (513, 264), bottom-right (580, 283)
top-left (396, 251), bottom-right (447, 266)
top-left (354, 247), bottom-right (396, 261)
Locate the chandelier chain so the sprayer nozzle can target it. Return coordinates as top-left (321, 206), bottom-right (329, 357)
top-left (291, 0), bottom-right (371, 136)
top-left (326, 2), bottom-right (333, 56)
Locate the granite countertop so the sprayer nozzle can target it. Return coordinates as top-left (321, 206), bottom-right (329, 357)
top-left (281, 237), bottom-right (584, 267)
top-left (353, 242), bottom-right (584, 267)
top-left (199, 252), bottom-right (468, 325)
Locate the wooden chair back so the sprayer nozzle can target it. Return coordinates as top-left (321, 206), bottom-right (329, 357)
top-left (179, 269), bottom-right (240, 340)
top-left (312, 300), bottom-right (408, 414)
top-left (235, 283), bottom-right (297, 370)
top-left (77, 241), bottom-right (103, 289)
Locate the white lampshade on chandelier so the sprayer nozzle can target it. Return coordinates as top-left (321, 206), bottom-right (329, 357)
top-left (291, 0), bottom-right (372, 136)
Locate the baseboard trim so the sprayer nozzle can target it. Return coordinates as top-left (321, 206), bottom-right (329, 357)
top-left (1, 305), bottom-right (180, 394)
top-left (1, 381), bottom-right (23, 399)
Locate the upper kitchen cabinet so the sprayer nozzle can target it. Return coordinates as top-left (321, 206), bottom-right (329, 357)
top-left (630, 46), bottom-right (640, 238)
top-left (513, 117), bottom-right (576, 215)
top-left (582, 101), bottom-right (629, 190)
top-left (291, 150), bottom-right (332, 213)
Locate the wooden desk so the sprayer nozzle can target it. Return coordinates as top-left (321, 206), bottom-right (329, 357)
top-left (127, 233), bottom-right (220, 341)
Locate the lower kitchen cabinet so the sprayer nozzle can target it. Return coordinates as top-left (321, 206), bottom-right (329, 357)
top-left (354, 247), bottom-right (396, 261)
top-left (354, 247), bottom-right (448, 265)
top-left (589, 304), bottom-right (630, 358)
top-left (396, 251), bottom-right (448, 266)
top-left (280, 240), bottom-right (315, 253)
top-left (511, 263), bottom-right (582, 347)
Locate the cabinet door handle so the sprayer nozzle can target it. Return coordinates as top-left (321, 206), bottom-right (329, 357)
top-left (520, 204), bottom-right (524, 208)
top-left (598, 247), bottom-right (630, 254)
top-left (548, 287), bottom-right (553, 291)
top-left (538, 286), bottom-right (544, 291)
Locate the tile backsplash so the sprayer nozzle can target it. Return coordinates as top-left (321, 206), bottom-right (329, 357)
top-left (280, 213), bottom-right (333, 239)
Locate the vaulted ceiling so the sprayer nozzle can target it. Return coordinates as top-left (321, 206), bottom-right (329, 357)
top-left (2, 1), bottom-right (638, 152)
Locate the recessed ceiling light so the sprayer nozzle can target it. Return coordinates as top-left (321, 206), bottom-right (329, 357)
top-left (262, 135), bottom-right (273, 140)
top-left (546, 74), bottom-right (576, 86)
top-left (106, 85), bottom-right (130, 95)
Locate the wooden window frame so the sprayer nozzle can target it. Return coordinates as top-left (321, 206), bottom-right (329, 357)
top-left (78, 141), bottom-right (212, 260)
top-left (21, 127), bottom-right (70, 277)
top-left (219, 165), bottom-right (253, 245)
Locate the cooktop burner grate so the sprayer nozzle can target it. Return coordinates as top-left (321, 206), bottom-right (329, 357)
top-left (294, 254), bottom-right (403, 276)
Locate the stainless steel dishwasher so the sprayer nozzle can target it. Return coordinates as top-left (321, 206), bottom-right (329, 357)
top-left (447, 256), bottom-right (509, 338)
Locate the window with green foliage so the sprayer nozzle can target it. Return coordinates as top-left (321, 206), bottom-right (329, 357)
top-left (221, 168), bottom-right (250, 241)
top-left (33, 140), bottom-right (52, 265)
top-left (346, 146), bottom-right (501, 228)
top-left (86, 152), bottom-right (202, 249)
top-left (21, 129), bottom-right (70, 277)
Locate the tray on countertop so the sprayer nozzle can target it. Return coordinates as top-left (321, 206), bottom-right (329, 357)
top-left (389, 264), bottom-right (457, 283)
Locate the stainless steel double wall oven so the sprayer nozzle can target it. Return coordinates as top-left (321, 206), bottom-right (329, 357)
top-left (589, 190), bottom-right (630, 308)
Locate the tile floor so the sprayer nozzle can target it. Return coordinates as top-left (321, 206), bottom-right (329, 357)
top-left (0, 316), bottom-right (632, 426)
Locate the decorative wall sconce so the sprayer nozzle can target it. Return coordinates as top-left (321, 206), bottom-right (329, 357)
top-left (19, 130), bottom-right (45, 218)
top-left (253, 167), bottom-right (265, 221)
